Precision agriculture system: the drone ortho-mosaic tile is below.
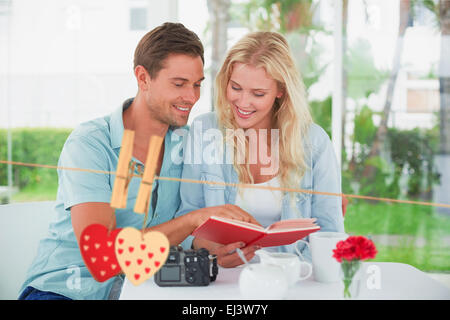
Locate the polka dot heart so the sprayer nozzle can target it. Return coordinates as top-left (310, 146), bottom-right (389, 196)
top-left (115, 228), bottom-right (169, 286)
top-left (79, 224), bottom-right (122, 282)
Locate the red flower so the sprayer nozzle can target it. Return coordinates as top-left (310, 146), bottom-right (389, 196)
top-left (332, 236), bottom-right (377, 263)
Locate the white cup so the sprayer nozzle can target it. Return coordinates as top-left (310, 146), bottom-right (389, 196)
top-left (297, 232), bottom-right (348, 283)
top-left (255, 250), bottom-right (313, 287)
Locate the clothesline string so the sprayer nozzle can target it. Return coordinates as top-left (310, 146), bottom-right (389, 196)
top-left (1, 159), bottom-right (450, 209)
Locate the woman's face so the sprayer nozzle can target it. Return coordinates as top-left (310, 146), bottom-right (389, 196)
top-left (226, 63), bottom-right (282, 130)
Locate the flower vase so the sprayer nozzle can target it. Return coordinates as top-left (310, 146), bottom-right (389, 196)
top-left (340, 260), bottom-right (362, 300)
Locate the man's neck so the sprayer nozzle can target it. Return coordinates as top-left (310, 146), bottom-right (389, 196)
top-left (123, 94), bottom-right (168, 164)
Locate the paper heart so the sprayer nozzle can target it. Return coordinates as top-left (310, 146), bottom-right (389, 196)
top-left (115, 228), bottom-right (169, 286)
top-left (80, 224), bottom-right (122, 282)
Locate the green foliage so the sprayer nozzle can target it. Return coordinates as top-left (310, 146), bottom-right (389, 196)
top-left (359, 156), bottom-right (401, 199)
top-left (353, 105), bottom-right (377, 145)
top-left (413, 0), bottom-right (440, 29)
top-left (372, 244), bottom-right (450, 272)
top-left (344, 201), bottom-right (450, 272)
top-left (231, 0), bottom-right (277, 31)
top-left (347, 39), bottom-right (389, 100)
top-left (387, 127), bottom-right (440, 198)
top-left (346, 106), bottom-right (439, 200)
top-left (235, 0), bottom-right (322, 33)
top-left (0, 128), bottom-right (72, 189)
top-left (12, 183), bottom-right (59, 202)
top-left (285, 32), bottom-right (329, 89)
top-left (231, 0), bottom-right (328, 91)
top-left (416, 0), bottom-right (439, 16)
top-left (309, 95), bottom-right (331, 138)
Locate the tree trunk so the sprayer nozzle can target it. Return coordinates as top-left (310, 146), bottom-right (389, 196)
top-left (341, 0), bottom-right (349, 163)
top-left (435, 0), bottom-right (450, 214)
top-left (207, 0), bottom-right (230, 110)
top-left (439, 0), bottom-right (450, 155)
top-left (362, 0), bottom-right (411, 178)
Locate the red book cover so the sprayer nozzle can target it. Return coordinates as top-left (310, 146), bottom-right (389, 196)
top-left (191, 216), bottom-right (320, 248)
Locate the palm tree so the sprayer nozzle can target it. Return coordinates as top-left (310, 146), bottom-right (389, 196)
top-left (413, 0), bottom-right (450, 211)
top-left (437, 0), bottom-right (450, 156)
top-left (207, 0), bottom-right (231, 109)
top-left (363, 0), bottom-right (412, 178)
top-left (238, 0), bottom-right (324, 87)
top-left (342, 0), bottom-right (349, 162)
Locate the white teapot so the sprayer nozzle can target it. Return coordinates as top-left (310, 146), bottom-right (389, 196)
top-left (236, 248), bottom-right (288, 299)
top-left (239, 263), bottom-right (289, 300)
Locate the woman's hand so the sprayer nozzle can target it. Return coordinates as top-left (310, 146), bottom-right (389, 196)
top-left (188, 205), bottom-right (261, 267)
top-left (193, 238), bottom-right (260, 268)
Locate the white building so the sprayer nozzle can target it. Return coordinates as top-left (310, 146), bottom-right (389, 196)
top-left (0, 0), bottom-right (215, 129)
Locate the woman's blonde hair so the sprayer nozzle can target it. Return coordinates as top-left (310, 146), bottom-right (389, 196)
top-left (215, 31), bottom-right (313, 193)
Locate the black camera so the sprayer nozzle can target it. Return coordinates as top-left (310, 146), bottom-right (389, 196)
top-left (154, 246), bottom-right (218, 287)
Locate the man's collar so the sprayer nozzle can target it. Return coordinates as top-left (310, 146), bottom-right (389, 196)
top-left (111, 98), bottom-right (133, 149)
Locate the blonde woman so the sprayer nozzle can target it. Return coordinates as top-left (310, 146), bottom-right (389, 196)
top-left (176, 31), bottom-right (344, 267)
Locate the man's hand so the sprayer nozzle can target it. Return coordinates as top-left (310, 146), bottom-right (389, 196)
top-left (193, 238), bottom-right (260, 268)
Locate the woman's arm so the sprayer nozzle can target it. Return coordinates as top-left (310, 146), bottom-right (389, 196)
top-left (310, 125), bottom-right (345, 232)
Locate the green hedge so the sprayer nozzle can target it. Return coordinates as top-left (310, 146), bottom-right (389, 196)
top-left (0, 128), bottom-right (73, 188)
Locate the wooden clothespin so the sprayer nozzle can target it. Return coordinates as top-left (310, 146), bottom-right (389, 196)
top-left (111, 130), bottom-right (135, 209)
top-left (134, 135), bottom-right (164, 214)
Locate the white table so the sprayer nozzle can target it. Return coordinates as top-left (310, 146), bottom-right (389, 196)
top-left (119, 262), bottom-right (450, 300)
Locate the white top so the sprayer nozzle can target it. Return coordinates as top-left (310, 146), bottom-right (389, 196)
top-left (234, 176), bottom-right (282, 229)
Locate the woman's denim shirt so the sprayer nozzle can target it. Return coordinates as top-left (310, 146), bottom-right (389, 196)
top-left (174, 112), bottom-right (345, 262)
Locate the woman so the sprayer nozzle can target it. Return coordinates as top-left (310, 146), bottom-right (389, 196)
top-left (176, 31), bottom-right (344, 267)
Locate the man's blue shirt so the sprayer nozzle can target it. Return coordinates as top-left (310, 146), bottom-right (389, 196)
top-left (19, 99), bottom-right (185, 300)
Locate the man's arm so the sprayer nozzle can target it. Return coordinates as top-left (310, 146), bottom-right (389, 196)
top-left (71, 202), bottom-right (259, 247)
top-left (71, 202), bottom-right (116, 244)
top-left (59, 135), bottom-right (117, 245)
top-left (148, 204), bottom-right (259, 246)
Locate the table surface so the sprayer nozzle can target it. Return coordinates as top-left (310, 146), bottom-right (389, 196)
top-left (119, 262), bottom-right (450, 300)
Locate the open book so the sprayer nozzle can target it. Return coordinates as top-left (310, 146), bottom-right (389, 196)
top-left (192, 216), bottom-right (320, 248)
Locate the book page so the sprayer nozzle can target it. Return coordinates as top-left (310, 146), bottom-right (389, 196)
top-left (210, 216), bottom-right (265, 231)
top-left (266, 218), bottom-right (318, 231)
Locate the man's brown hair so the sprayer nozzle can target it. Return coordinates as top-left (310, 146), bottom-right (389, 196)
top-left (134, 22), bottom-right (204, 79)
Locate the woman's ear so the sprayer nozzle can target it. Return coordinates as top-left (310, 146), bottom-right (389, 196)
top-left (276, 90), bottom-right (284, 99)
top-left (276, 84), bottom-right (285, 99)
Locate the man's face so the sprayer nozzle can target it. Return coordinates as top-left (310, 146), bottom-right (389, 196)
top-left (143, 53), bottom-right (204, 127)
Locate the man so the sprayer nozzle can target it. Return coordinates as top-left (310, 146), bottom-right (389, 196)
top-left (18, 22), bottom-right (258, 300)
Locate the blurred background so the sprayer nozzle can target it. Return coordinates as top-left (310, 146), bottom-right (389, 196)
top-left (0, 0), bottom-right (449, 294)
